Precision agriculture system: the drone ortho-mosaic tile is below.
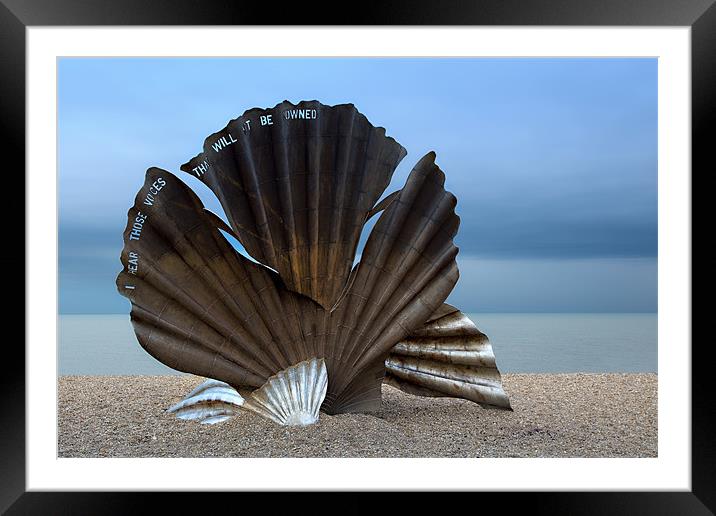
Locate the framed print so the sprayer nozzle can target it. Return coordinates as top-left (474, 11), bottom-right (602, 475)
top-left (4, 0), bottom-right (712, 512)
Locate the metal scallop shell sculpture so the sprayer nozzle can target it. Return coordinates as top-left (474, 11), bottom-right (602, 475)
top-left (117, 100), bottom-right (511, 426)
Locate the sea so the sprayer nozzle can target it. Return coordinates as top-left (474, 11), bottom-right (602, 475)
top-left (58, 313), bottom-right (657, 375)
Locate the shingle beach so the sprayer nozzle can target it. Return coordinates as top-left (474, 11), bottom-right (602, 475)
top-left (58, 373), bottom-right (657, 458)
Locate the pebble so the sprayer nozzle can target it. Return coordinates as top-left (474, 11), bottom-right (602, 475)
top-left (58, 373), bottom-right (657, 458)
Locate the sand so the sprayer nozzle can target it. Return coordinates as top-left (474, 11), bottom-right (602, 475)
top-left (58, 373), bottom-right (657, 458)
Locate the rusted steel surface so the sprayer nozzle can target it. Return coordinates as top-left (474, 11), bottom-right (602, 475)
top-left (117, 156), bottom-right (458, 414)
top-left (116, 100), bottom-right (511, 415)
top-left (385, 305), bottom-right (512, 410)
top-left (180, 100), bottom-right (407, 311)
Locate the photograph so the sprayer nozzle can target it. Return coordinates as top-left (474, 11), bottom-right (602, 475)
top-left (57, 56), bottom-right (658, 459)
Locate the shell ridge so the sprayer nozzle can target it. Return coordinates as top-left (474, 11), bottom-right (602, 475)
top-left (331, 110), bottom-right (374, 308)
top-left (324, 107), bottom-right (357, 306)
top-left (306, 112), bottom-right (322, 305)
top-left (245, 395), bottom-right (279, 421)
top-left (366, 189), bottom-right (401, 220)
top-left (272, 118), bottom-right (300, 297)
top-left (167, 387), bottom-right (245, 413)
top-left (321, 110), bottom-right (380, 363)
top-left (358, 239), bottom-right (459, 360)
top-left (126, 275), bottom-right (273, 379)
top-left (131, 309), bottom-right (264, 387)
top-left (314, 359), bottom-right (328, 414)
top-left (129, 303), bottom-right (197, 355)
top-left (329, 155), bottom-right (440, 383)
top-left (124, 173), bottom-right (282, 372)
top-left (264, 117), bottom-right (301, 289)
top-left (302, 360), bottom-right (315, 414)
top-left (330, 363), bottom-right (383, 412)
top-left (206, 161), bottom-right (268, 264)
top-left (182, 378), bottom-right (231, 399)
top-left (412, 311), bottom-right (484, 337)
top-left (279, 291), bottom-right (309, 365)
top-left (344, 201), bottom-right (409, 337)
top-left (350, 181), bottom-right (460, 363)
top-left (385, 362), bottom-right (510, 409)
top-left (306, 358), bottom-right (319, 413)
top-left (335, 117), bottom-right (394, 309)
top-left (333, 234), bottom-right (459, 399)
top-left (385, 309), bottom-right (511, 410)
top-left (239, 263), bottom-right (301, 369)
top-left (237, 136), bottom-right (285, 272)
top-left (423, 303), bottom-right (460, 323)
top-left (129, 308), bottom-right (173, 369)
top-left (301, 360), bottom-right (313, 413)
top-left (332, 217), bottom-right (395, 369)
top-left (328, 274), bottom-right (358, 369)
top-left (131, 188), bottom-right (289, 375)
top-left (355, 193), bottom-right (456, 345)
top-left (176, 409), bottom-right (236, 421)
top-left (132, 305), bottom-right (262, 390)
top-left (252, 385), bottom-right (286, 421)
top-left (279, 369), bottom-right (297, 418)
top-left (333, 386), bottom-right (382, 413)
top-left (390, 342), bottom-right (495, 367)
top-left (119, 172), bottom-right (300, 383)
top-left (205, 231), bottom-right (297, 371)
top-left (274, 377), bottom-right (296, 421)
top-left (247, 379), bottom-right (288, 422)
top-left (285, 367), bottom-right (303, 416)
top-left (280, 269), bottom-right (319, 365)
top-left (243, 358), bottom-right (327, 425)
top-left (385, 356), bottom-right (502, 387)
top-left (133, 250), bottom-right (280, 376)
top-left (287, 363), bottom-right (300, 413)
top-left (316, 306), bottom-right (330, 374)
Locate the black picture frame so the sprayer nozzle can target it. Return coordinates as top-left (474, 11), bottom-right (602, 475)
top-left (3, 0), bottom-right (711, 512)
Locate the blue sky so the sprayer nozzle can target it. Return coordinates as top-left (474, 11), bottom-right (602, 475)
top-left (58, 57), bottom-right (657, 313)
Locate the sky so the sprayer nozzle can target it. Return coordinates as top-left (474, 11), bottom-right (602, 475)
top-left (58, 57), bottom-right (657, 313)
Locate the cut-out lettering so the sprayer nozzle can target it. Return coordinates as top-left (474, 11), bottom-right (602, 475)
top-left (211, 133), bottom-right (238, 153)
top-left (128, 212), bottom-right (147, 241)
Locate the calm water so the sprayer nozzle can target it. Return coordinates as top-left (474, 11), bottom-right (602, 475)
top-left (58, 313), bottom-right (657, 375)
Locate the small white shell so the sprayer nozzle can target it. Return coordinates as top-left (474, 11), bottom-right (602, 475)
top-left (167, 379), bottom-right (244, 424)
top-left (242, 358), bottom-right (328, 426)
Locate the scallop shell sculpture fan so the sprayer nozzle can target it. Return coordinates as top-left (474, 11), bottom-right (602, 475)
top-left (117, 100), bottom-right (511, 426)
